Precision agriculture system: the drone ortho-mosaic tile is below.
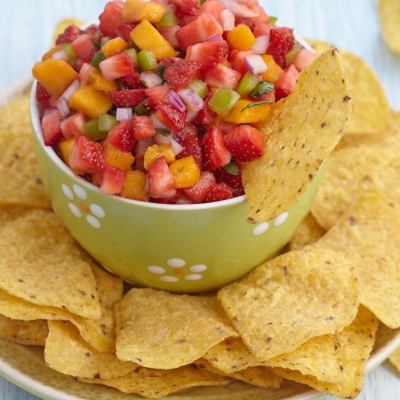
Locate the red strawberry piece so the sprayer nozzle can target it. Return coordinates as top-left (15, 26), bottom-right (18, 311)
top-left (116, 23), bottom-right (137, 42)
top-left (155, 102), bottom-right (187, 132)
top-left (205, 182), bottom-right (233, 202)
top-left (35, 82), bottom-right (51, 102)
top-left (216, 163), bottom-right (244, 196)
top-left (202, 127), bottom-right (231, 170)
top-left (175, 128), bottom-right (202, 166)
top-left (198, 0), bottom-right (226, 25)
top-left (185, 40), bottom-right (229, 68)
top-left (119, 70), bottom-right (144, 89)
top-left (71, 34), bottom-right (97, 63)
top-left (98, 0), bottom-right (124, 37)
top-left (230, 49), bottom-right (255, 76)
top-left (69, 136), bottom-right (106, 174)
top-left (131, 116), bottom-right (156, 140)
top-left (170, 0), bottom-right (200, 16)
top-left (134, 136), bottom-right (155, 158)
top-left (146, 156), bottom-right (176, 199)
top-left (60, 111), bottom-right (87, 139)
top-left (99, 53), bottom-right (134, 81)
top-left (84, 24), bottom-right (102, 42)
top-left (108, 120), bottom-right (135, 152)
top-left (266, 28), bottom-right (295, 69)
top-left (181, 171), bottom-right (215, 203)
top-left (109, 89), bottom-right (147, 108)
top-left (145, 84), bottom-right (171, 109)
top-left (158, 26), bottom-right (181, 49)
top-left (291, 47), bottom-right (317, 72)
top-left (79, 63), bottom-right (96, 85)
top-left (191, 92), bottom-right (216, 126)
top-left (164, 60), bottom-right (203, 91)
top-left (99, 165), bottom-right (125, 195)
top-left (249, 90), bottom-right (275, 103)
top-left (204, 63), bottom-right (241, 90)
top-left (274, 64), bottom-right (300, 100)
top-left (55, 24), bottom-right (82, 45)
top-left (223, 125), bottom-right (264, 162)
top-left (41, 108), bottom-right (62, 146)
top-left (176, 12), bottom-right (223, 51)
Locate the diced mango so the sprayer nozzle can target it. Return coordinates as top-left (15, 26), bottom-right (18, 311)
top-left (122, 0), bottom-right (167, 24)
top-left (261, 54), bottom-right (284, 83)
top-left (69, 85), bottom-right (113, 119)
top-left (32, 59), bottom-right (79, 99)
top-left (120, 170), bottom-right (149, 202)
top-left (101, 37), bottom-right (129, 57)
top-left (224, 99), bottom-right (271, 124)
top-left (104, 139), bottom-right (135, 171)
top-left (130, 20), bottom-right (176, 60)
top-left (227, 25), bottom-right (257, 51)
top-left (169, 156), bottom-right (201, 189)
top-left (89, 69), bottom-right (118, 92)
top-left (58, 138), bottom-right (76, 167)
top-left (143, 144), bottom-right (175, 170)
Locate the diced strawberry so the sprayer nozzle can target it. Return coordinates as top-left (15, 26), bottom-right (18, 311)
top-left (181, 171), bottom-right (215, 202)
top-left (119, 70), bottom-right (144, 89)
top-left (205, 182), bottom-right (233, 202)
top-left (216, 163), bottom-right (244, 196)
top-left (176, 12), bottom-right (223, 51)
top-left (145, 84), bottom-right (171, 108)
top-left (204, 63), bottom-right (241, 90)
top-left (60, 111), bottom-right (87, 139)
top-left (79, 63), bottom-right (96, 85)
top-left (223, 125), bottom-right (264, 162)
top-left (69, 136), bottom-right (106, 174)
top-left (158, 26), bottom-right (181, 49)
top-left (35, 82), bottom-right (51, 102)
top-left (252, 23), bottom-right (271, 37)
top-left (170, 0), bottom-right (200, 16)
top-left (55, 24), bottom-right (82, 45)
top-left (230, 49), bottom-right (255, 76)
top-left (71, 34), bottom-right (97, 63)
top-left (273, 26), bottom-right (294, 38)
top-left (185, 40), bottom-right (229, 68)
top-left (41, 108), bottom-right (62, 146)
top-left (98, 1), bottom-right (124, 37)
top-left (198, 0), bottom-right (226, 25)
top-left (109, 89), bottom-right (147, 108)
top-left (291, 47), bottom-right (317, 72)
top-left (274, 64), bottom-right (299, 100)
top-left (115, 23), bottom-right (137, 42)
top-left (99, 165), bottom-right (125, 195)
top-left (214, 120), bottom-right (236, 135)
top-left (84, 24), bottom-right (102, 42)
top-left (191, 92), bottom-right (216, 126)
top-left (135, 136), bottom-right (156, 158)
top-left (99, 53), bottom-right (135, 81)
top-left (146, 156), bottom-right (176, 198)
top-left (202, 127), bottom-right (231, 170)
top-left (164, 60), bottom-right (203, 91)
top-left (266, 28), bottom-right (295, 69)
top-left (155, 102), bottom-right (187, 132)
top-left (131, 116), bottom-right (156, 140)
top-left (175, 127), bottom-right (202, 166)
top-left (108, 120), bottom-right (135, 152)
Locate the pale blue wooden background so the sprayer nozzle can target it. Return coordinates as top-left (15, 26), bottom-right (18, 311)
top-left (1, 1), bottom-right (400, 399)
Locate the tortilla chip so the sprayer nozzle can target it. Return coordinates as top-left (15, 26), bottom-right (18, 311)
top-left (378, 0), bottom-right (400, 54)
top-left (0, 96), bottom-right (51, 209)
top-left (242, 49), bottom-right (352, 223)
top-left (78, 364), bottom-right (232, 398)
top-left (218, 247), bottom-right (360, 360)
top-left (0, 314), bottom-right (48, 346)
top-left (288, 213), bottom-right (326, 251)
top-left (0, 205), bottom-right (40, 227)
top-left (45, 320), bottom-right (137, 380)
top-left (389, 347), bottom-right (400, 376)
top-left (115, 288), bottom-right (238, 369)
top-left (312, 190), bottom-right (400, 328)
top-left (271, 305), bottom-right (378, 399)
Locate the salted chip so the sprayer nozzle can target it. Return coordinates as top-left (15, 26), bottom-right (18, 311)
top-left (52, 18), bottom-right (84, 46)
top-left (0, 205), bottom-right (39, 227)
top-left (307, 39), bottom-right (390, 135)
top-left (271, 305), bottom-right (379, 399)
top-left (378, 0), bottom-right (400, 54)
top-left (78, 364), bottom-right (232, 398)
top-left (45, 321), bottom-right (137, 380)
top-left (0, 209), bottom-right (100, 319)
top-left (242, 49), bottom-right (352, 223)
top-left (0, 314), bottom-right (48, 346)
top-left (115, 288), bottom-right (238, 369)
top-left (312, 190), bottom-right (400, 328)
top-left (218, 247), bottom-right (360, 361)
top-left (0, 95), bottom-right (51, 209)
top-left (389, 347), bottom-right (400, 375)
top-left (288, 213), bottom-right (326, 251)
top-left (195, 359), bottom-right (283, 389)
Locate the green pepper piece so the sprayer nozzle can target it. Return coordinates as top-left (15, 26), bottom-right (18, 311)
top-left (91, 51), bottom-right (106, 69)
top-left (155, 10), bottom-right (177, 28)
top-left (124, 48), bottom-right (139, 68)
top-left (138, 50), bottom-right (158, 71)
top-left (83, 118), bottom-right (108, 141)
top-left (236, 71), bottom-right (260, 97)
top-left (208, 87), bottom-right (240, 117)
top-left (99, 114), bottom-right (118, 132)
top-left (186, 79), bottom-right (208, 99)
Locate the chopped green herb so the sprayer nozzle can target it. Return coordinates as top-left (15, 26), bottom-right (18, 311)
top-left (241, 100), bottom-right (274, 112)
top-left (223, 162), bottom-right (240, 176)
top-left (156, 128), bottom-right (171, 137)
top-left (159, 64), bottom-right (166, 80)
top-left (134, 101), bottom-right (151, 116)
top-left (177, 167), bottom-right (185, 172)
top-left (91, 51), bottom-right (106, 69)
top-left (250, 81), bottom-right (274, 98)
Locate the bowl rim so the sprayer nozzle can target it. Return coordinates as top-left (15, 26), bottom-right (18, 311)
top-left (30, 80), bottom-right (248, 212)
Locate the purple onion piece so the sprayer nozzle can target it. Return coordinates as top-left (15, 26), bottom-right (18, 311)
top-left (167, 90), bottom-right (187, 113)
top-left (244, 54), bottom-right (268, 75)
top-left (116, 108), bottom-right (133, 121)
top-left (56, 96), bottom-right (70, 117)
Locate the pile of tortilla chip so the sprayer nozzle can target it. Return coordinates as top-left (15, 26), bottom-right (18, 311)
top-left (1, 26), bottom-right (400, 399)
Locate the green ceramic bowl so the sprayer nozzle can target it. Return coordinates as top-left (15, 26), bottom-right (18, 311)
top-left (30, 81), bottom-right (325, 293)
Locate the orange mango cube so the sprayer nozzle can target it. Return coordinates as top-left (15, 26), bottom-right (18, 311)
top-left (169, 156), bottom-right (201, 189)
top-left (227, 25), bottom-right (257, 51)
top-left (101, 37), bottom-right (129, 57)
top-left (89, 69), bottom-right (118, 92)
top-left (144, 144), bottom-right (175, 170)
top-left (122, 0), bottom-right (167, 24)
top-left (224, 99), bottom-right (271, 124)
top-left (121, 170), bottom-right (150, 202)
top-left (261, 54), bottom-right (284, 83)
top-left (58, 138), bottom-right (76, 167)
top-left (104, 140), bottom-right (135, 171)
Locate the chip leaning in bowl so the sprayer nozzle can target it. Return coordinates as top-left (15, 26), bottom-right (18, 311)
top-left (32, 0), bottom-right (318, 205)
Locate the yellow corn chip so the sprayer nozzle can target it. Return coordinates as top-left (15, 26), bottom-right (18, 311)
top-left (218, 247), bottom-right (360, 360)
top-left (115, 288), bottom-right (238, 369)
top-left (312, 190), bottom-right (400, 328)
top-left (378, 0), bottom-right (400, 54)
top-left (242, 49), bottom-right (352, 223)
top-left (288, 213), bottom-right (326, 251)
top-left (389, 347), bottom-right (400, 375)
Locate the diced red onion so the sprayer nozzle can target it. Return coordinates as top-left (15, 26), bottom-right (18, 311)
top-left (177, 88), bottom-right (204, 112)
top-left (167, 90), bottom-right (186, 113)
top-left (187, 110), bottom-right (199, 122)
top-left (139, 71), bottom-right (163, 88)
top-left (205, 33), bottom-right (224, 42)
top-left (154, 131), bottom-right (175, 145)
top-left (219, 0), bottom-right (257, 17)
top-left (52, 49), bottom-right (69, 61)
top-left (244, 54), bottom-right (268, 75)
top-left (116, 108), bottom-right (132, 121)
top-left (60, 79), bottom-right (80, 102)
top-left (170, 138), bottom-right (184, 155)
top-left (221, 9), bottom-right (235, 31)
top-left (56, 96), bottom-right (70, 117)
top-left (150, 113), bottom-right (168, 130)
top-left (252, 34), bottom-right (270, 55)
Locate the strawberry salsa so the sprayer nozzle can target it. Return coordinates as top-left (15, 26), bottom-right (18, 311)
top-left (32, 0), bottom-right (316, 204)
